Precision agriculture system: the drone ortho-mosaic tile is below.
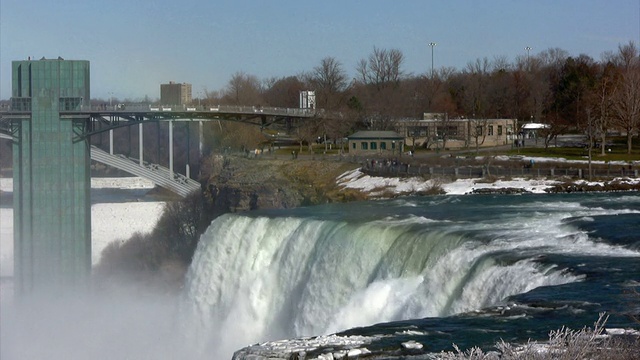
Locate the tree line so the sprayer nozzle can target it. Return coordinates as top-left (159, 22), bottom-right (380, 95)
top-left (193, 43), bottom-right (638, 155)
top-left (86, 42), bottom-right (639, 158)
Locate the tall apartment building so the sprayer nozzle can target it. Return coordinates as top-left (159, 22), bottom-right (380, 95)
top-left (160, 81), bottom-right (192, 105)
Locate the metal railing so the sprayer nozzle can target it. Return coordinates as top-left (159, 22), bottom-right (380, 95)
top-left (1, 103), bottom-right (317, 118)
top-left (90, 146), bottom-right (200, 198)
top-left (361, 163), bottom-right (639, 180)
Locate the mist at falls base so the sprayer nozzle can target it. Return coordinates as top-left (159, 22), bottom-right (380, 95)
top-left (2, 192), bottom-right (640, 359)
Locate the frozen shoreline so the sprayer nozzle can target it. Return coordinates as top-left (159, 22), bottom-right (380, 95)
top-left (336, 155), bottom-right (640, 196)
top-left (1, 176), bottom-right (156, 192)
top-left (337, 168), bottom-right (640, 196)
top-left (0, 177), bottom-right (165, 278)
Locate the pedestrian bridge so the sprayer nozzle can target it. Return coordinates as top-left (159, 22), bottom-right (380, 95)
top-left (90, 146), bottom-right (200, 197)
top-left (0, 135), bottom-right (201, 197)
top-left (1, 103), bottom-right (317, 198)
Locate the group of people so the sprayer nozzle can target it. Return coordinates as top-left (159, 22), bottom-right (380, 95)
top-left (364, 158), bottom-right (410, 173)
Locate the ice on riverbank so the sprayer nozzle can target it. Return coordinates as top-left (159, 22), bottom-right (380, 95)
top-left (337, 167), bottom-right (640, 196)
top-left (1, 176), bottom-right (156, 192)
top-left (337, 169), bottom-right (564, 195)
top-left (0, 177), bottom-right (165, 277)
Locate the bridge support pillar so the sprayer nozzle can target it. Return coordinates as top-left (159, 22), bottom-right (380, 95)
top-left (139, 123), bottom-right (144, 166)
top-left (169, 120), bottom-right (174, 179)
top-left (109, 129), bottom-right (114, 155)
top-left (11, 59), bottom-right (92, 295)
top-left (199, 121), bottom-right (203, 156)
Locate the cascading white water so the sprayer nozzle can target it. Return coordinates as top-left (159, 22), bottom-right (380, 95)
top-left (181, 212), bottom-right (582, 357)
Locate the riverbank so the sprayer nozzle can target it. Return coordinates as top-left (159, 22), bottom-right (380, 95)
top-left (336, 166), bottom-right (640, 197)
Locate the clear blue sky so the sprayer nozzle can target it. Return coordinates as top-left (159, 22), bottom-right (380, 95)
top-left (1, 0), bottom-right (639, 101)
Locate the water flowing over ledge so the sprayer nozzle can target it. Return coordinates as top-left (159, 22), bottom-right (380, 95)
top-left (181, 194), bottom-right (640, 358)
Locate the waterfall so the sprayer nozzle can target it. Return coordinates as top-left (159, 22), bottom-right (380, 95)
top-left (182, 211), bottom-right (581, 356)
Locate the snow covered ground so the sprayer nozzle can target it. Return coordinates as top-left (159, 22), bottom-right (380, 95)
top-left (0, 177), bottom-right (165, 278)
top-left (491, 154), bottom-right (639, 166)
top-left (337, 155), bottom-right (640, 197)
top-left (338, 168), bottom-right (640, 196)
top-left (337, 169), bottom-right (565, 195)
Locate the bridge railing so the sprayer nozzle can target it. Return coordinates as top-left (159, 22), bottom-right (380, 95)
top-left (2, 103), bottom-right (319, 118)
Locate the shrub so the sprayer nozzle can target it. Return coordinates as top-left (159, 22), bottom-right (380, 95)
top-left (153, 190), bottom-right (211, 264)
top-left (439, 313), bottom-right (640, 360)
top-left (93, 232), bottom-right (171, 291)
top-left (95, 190), bottom-right (215, 291)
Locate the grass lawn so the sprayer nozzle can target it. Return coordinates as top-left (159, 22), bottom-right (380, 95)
top-left (269, 136), bottom-right (640, 163)
top-left (508, 136), bottom-right (640, 162)
top-left (507, 147), bottom-right (640, 162)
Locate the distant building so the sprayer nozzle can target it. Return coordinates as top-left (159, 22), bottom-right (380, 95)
top-left (160, 81), bottom-right (192, 105)
top-left (396, 114), bottom-right (517, 150)
top-left (521, 122), bottom-right (550, 140)
top-left (347, 131), bottom-right (404, 155)
top-left (299, 90), bottom-right (316, 109)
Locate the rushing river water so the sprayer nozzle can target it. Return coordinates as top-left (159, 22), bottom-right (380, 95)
top-left (183, 192), bottom-right (640, 358)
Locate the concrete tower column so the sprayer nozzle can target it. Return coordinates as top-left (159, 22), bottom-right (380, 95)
top-left (11, 59), bottom-right (92, 294)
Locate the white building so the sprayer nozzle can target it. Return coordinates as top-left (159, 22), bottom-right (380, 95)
top-left (396, 114), bottom-right (517, 150)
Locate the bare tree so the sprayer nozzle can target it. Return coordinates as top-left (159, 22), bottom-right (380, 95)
top-left (462, 57), bottom-right (491, 119)
top-left (356, 47), bottom-right (405, 89)
top-left (611, 42), bottom-right (640, 154)
top-left (511, 48), bottom-right (567, 136)
top-left (294, 120), bottom-right (319, 154)
top-left (353, 48), bottom-right (411, 131)
top-left (593, 62), bottom-right (617, 156)
top-left (429, 68), bottom-right (459, 116)
top-left (448, 58), bottom-right (492, 151)
top-left (223, 71), bottom-right (263, 105)
top-left (468, 118), bottom-right (488, 153)
top-left (311, 57), bottom-right (348, 109)
top-left (537, 47), bottom-right (570, 69)
top-left (543, 54), bottom-right (598, 148)
top-left (433, 113), bottom-right (456, 150)
top-left (215, 122), bottom-right (266, 153)
top-left (262, 76), bottom-right (305, 108)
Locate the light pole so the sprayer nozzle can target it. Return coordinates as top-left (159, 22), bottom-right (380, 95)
top-left (428, 42), bottom-right (437, 78)
top-left (525, 46), bottom-right (532, 69)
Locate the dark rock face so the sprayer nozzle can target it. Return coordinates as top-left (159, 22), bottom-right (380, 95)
top-left (545, 181), bottom-right (640, 193)
top-left (202, 156), bottom-right (305, 215)
top-left (471, 187), bottom-right (531, 195)
top-left (207, 183), bottom-right (304, 214)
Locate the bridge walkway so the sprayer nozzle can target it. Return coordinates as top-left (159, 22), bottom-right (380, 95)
top-left (90, 146), bottom-right (200, 197)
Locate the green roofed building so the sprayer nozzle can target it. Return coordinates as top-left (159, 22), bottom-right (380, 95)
top-left (11, 58), bottom-right (91, 294)
top-left (347, 130), bottom-right (404, 156)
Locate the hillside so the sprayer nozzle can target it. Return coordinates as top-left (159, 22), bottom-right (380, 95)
top-left (200, 155), bottom-right (365, 214)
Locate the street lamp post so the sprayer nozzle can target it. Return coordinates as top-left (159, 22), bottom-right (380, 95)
top-left (525, 46), bottom-right (532, 70)
top-left (428, 42), bottom-right (437, 78)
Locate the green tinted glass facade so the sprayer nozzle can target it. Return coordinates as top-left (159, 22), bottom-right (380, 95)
top-left (12, 59), bottom-right (91, 294)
